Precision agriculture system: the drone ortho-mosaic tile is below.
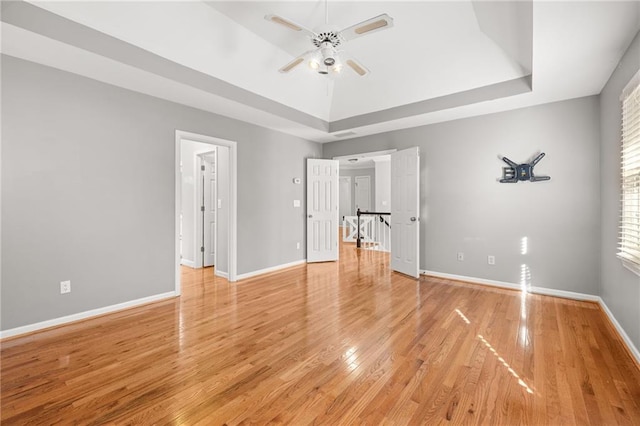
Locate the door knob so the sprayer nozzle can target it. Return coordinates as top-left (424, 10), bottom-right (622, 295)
top-left (308, 214), bottom-right (313, 218)
top-left (410, 217), bottom-right (417, 222)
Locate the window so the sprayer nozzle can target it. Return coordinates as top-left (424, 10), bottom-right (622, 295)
top-left (619, 70), bottom-right (640, 274)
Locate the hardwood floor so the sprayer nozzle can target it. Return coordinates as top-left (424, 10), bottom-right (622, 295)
top-left (2, 242), bottom-right (640, 425)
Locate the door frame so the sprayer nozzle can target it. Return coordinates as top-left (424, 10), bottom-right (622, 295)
top-left (196, 151), bottom-right (217, 269)
top-left (175, 130), bottom-right (238, 294)
top-left (333, 149), bottom-right (397, 163)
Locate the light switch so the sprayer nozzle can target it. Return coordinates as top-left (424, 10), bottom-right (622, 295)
top-left (293, 200), bottom-right (301, 207)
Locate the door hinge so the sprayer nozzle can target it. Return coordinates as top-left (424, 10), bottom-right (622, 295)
top-left (201, 206), bottom-right (205, 212)
top-left (201, 165), bottom-right (205, 171)
top-left (200, 246), bottom-right (205, 252)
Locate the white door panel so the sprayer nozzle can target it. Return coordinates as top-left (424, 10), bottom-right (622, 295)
top-left (201, 153), bottom-right (216, 267)
top-left (307, 159), bottom-right (338, 263)
top-left (391, 147), bottom-right (420, 278)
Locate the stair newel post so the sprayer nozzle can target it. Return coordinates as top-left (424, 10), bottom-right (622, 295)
top-left (356, 208), bottom-right (361, 248)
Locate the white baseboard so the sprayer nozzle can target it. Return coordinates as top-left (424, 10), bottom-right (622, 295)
top-left (422, 270), bottom-right (522, 292)
top-left (420, 269), bottom-right (639, 365)
top-left (215, 270), bottom-right (229, 279)
top-left (420, 270), bottom-right (600, 301)
top-left (180, 259), bottom-right (195, 268)
top-left (237, 259), bottom-right (306, 281)
top-left (0, 291), bottom-right (176, 340)
top-left (598, 297), bottom-right (640, 365)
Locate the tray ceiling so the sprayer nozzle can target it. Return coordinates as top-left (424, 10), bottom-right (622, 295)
top-left (1, 1), bottom-right (638, 142)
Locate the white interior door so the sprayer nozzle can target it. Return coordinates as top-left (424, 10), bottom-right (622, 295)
top-left (307, 159), bottom-right (339, 263)
top-left (339, 176), bottom-right (352, 222)
top-left (202, 153), bottom-right (216, 267)
top-left (355, 175), bottom-right (371, 212)
top-left (391, 147), bottom-right (420, 278)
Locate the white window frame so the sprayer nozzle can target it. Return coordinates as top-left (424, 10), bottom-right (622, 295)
top-left (618, 69), bottom-right (640, 276)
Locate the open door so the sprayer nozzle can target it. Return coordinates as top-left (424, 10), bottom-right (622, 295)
top-left (391, 147), bottom-right (420, 278)
top-left (201, 152), bottom-right (216, 267)
top-left (307, 159), bottom-right (339, 263)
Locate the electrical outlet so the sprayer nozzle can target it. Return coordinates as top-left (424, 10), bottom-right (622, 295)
top-left (488, 255), bottom-right (496, 265)
top-left (60, 280), bottom-right (71, 294)
top-left (296, 242), bottom-right (300, 250)
top-left (457, 252), bottom-right (464, 261)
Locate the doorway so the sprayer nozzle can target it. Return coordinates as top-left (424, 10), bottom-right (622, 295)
top-left (339, 176), bottom-right (352, 221)
top-left (175, 130), bottom-right (238, 294)
top-left (355, 175), bottom-right (371, 212)
top-left (333, 148), bottom-right (421, 278)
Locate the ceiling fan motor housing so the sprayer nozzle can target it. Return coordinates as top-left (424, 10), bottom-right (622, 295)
top-left (312, 31), bottom-right (342, 48)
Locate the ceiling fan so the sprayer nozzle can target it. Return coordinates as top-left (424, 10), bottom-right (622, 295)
top-left (264, 3), bottom-right (393, 77)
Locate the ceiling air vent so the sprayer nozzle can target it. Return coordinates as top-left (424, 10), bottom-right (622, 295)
top-left (333, 131), bottom-right (357, 138)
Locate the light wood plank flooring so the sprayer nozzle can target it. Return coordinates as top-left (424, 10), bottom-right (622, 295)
top-left (2, 242), bottom-right (640, 424)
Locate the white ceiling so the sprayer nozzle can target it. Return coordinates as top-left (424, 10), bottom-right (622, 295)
top-left (1, 1), bottom-right (639, 143)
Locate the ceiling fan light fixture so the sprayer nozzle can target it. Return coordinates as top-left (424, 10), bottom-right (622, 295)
top-left (266, 9), bottom-right (393, 77)
top-left (320, 42), bottom-right (337, 67)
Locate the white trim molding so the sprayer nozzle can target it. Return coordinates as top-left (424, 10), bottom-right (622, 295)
top-left (421, 270), bottom-right (600, 301)
top-left (598, 298), bottom-right (640, 365)
top-left (0, 291), bottom-right (176, 340)
top-left (236, 259), bottom-right (306, 281)
top-left (180, 259), bottom-right (195, 268)
top-left (420, 270), bottom-right (639, 365)
top-left (620, 257), bottom-right (640, 277)
top-left (215, 270), bottom-right (229, 279)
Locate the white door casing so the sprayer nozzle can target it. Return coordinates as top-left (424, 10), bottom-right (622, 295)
top-left (391, 147), bottom-right (420, 278)
top-left (339, 176), bottom-right (352, 221)
top-left (355, 175), bottom-right (371, 212)
top-left (201, 153), bottom-right (216, 267)
top-left (307, 159), bottom-right (339, 263)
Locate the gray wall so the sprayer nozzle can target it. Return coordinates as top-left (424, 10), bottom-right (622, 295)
top-left (600, 30), bottom-right (640, 350)
top-left (339, 167), bottom-right (376, 216)
top-left (1, 55), bottom-right (321, 330)
top-left (324, 96), bottom-right (601, 295)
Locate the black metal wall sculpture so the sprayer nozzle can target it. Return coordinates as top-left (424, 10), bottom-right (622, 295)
top-left (500, 152), bottom-right (550, 183)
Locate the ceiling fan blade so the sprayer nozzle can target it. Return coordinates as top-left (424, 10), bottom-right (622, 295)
top-left (278, 50), bottom-right (317, 73)
top-left (339, 13), bottom-right (394, 42)
top-left (265, 14), bottom-right (317, 38)
top-left (343, 57), bottom-right (369, 77)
